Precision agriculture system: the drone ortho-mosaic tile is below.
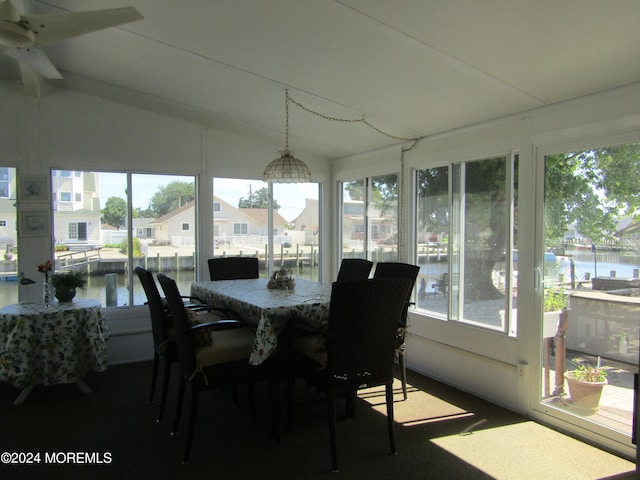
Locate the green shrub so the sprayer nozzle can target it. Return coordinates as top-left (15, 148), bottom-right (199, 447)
top-left (544, 288), bottom-right (568, 312)
top-left (119, 237), bottom-right (142, 256)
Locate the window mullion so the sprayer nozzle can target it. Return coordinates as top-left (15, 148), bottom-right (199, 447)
top-left (126, 172), bottom-right (134, 307)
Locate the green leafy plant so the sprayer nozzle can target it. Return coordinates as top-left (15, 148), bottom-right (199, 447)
top-left (119, 237), bottom-right (142, 256)
top-left (50, 271), bottom-right (88, 290)
top-left (567, 357), bottom-right (608, 383)
top-left (544, 288), bottom-right (568, 312)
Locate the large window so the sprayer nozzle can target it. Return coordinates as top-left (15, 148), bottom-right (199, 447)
top-left (340, 174), bottom-right (398, 265)
top-left (415, 165), bottom-right (449, 315)
top-left (415, 154), bottom-right (519, 334)
top-left (213, 178), bottom-right (321, 281)
top-left (0, 168), bottom-right (10, 198)
top-left (51, 170), bottom-right (196, 307)
top-left (0, 167), bottom-right (17, 305)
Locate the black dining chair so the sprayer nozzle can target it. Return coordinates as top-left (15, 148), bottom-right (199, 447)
top-left (157, 273), bottom-right (267, 463)
top-left (372, 262), bottom-right (420, 400)
top-left (336, 258), bottom-right (373, 283)
top-left (208, 256), bottom-right (259, 281)
top-left (285, 277), bottom-right (415, 473)
top-left (281, 257), bottom-right (375, 360)
top-left (137, 266), bottom-right (190, 423)
top-left (135, 266), bottom-right (237, 423)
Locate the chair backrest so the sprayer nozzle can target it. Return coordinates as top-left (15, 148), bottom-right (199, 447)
top-left (326, 277), bottom-right (414, 389)
top-left (372, 262), bottom-right (420, 284)
top-left (157, 273), bottom-right (196, 378)
top-left (372, 262), bottom-right (420, 326)
top-left (336, 258), bottom-right (373, 283)
top-left (135, 266), bottom-right (171, 348)
top-left (208, 257), bottom-right (259, 281)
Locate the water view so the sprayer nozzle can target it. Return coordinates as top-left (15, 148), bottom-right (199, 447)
top-left (0, 271), bottom-right (196, 307)
top-left (3, 250), bottom-right (638, 308)
top-left (554, 249), bottom-right (640, 282)
top-left (0, 263), bottom-right (321, 308)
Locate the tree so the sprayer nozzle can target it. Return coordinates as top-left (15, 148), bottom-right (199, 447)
top-left (102, 196), bottom-right (127, 228)
top-left (463, 157), bottom-right (509, 300)
top-left (135, 207), bottom-right (154, 218)
top-left (148, 181), bottom-right (195, 217)
top-left (546, 144), bottom-right (640, 243)
top-left (344, 180), bottom-right (364, 201)
top-left (416, 167), bottom-right (449, 236)
top-left (238, 187), bottom-right (280, 209)
top-left (344, 176), bottom-right (398, 215)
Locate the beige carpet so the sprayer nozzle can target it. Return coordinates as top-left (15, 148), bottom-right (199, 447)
top-left (361, 379), bottom-right (635, 480)
top-left (0, 361), bottom-right (636, 479)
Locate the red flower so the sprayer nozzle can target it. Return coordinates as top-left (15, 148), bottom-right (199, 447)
top-left (37, 260), bottom-right (52, 273)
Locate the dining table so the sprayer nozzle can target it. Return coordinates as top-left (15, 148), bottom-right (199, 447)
top-left (191, 277), bottom-right (332, 365)
top-left (0, 298), bottom-right (110, 404)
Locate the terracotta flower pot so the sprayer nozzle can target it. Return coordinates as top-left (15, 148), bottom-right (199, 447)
top-left (564, 371), bottom-right (607, 415)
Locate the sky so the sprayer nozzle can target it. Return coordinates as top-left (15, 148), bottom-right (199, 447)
top-left (99, 173), bottom-right (318, 222)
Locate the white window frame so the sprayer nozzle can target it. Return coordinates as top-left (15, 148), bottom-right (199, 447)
top-left (233, 223), bottom-right (248, 235)
top-left (412, 153), bottom-right (517, 336)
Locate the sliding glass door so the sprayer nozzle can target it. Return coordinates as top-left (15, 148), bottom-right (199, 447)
top-left (534, 141), bottom-right (640, 457)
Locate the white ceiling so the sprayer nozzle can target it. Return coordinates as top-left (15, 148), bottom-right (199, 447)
top-left (4, 0), bottom-right (640, 160)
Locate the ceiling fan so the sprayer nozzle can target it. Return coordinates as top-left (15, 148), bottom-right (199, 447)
top-left (0, 0), bottom-right (143, 79)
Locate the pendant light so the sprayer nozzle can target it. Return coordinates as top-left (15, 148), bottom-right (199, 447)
top-left (263, 89), bottom-right (311, 183)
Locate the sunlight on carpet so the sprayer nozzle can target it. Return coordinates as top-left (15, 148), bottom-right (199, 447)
top-left (430, 421), bottom-right (635, 480)
top-left (357, 378), bottom-right (635, 479)
top-left (359, 380), bottom-right (474, 426)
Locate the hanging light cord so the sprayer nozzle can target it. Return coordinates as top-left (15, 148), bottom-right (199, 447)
top-left (287, 91), bottom-right (421, 143)
top-left (284, 89), bottom-right (291, 151)
top-left (285, 89), bottom-right (425, 260)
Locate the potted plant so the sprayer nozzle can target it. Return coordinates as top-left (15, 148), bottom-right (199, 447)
top-left (564, 356), bottom-right (608, 415)
top-left (543, 288), bottom-right (568, 338)
top-left (50, 270), bottom-right (88, 302)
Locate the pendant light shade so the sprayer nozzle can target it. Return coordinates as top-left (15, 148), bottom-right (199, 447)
top-left (263, 89), bottom-right (311, 183)
top-left (263, 149), bottom-right (311, 183)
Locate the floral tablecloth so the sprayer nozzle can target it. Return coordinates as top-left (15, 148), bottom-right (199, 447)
top-left (191, 278), bottom-right (331, 365)
top-left (0, 299), bottom-right (110, 388)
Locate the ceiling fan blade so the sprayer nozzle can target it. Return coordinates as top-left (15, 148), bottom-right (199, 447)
top-left (17, 60), bottom-right (43, 97)
top-left (20, 7), bottom-right (143, 47)
top-left (4, 45), bottom-right (62, 78)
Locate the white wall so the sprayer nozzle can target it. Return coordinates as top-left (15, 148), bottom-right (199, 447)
top-left (0, 85), bottom-right (25, 168)
top-left (43, 92), bottom-right (204, 174)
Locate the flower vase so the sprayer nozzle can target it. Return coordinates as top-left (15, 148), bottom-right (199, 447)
top-left (43, 277), bottom-right (51, 306)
